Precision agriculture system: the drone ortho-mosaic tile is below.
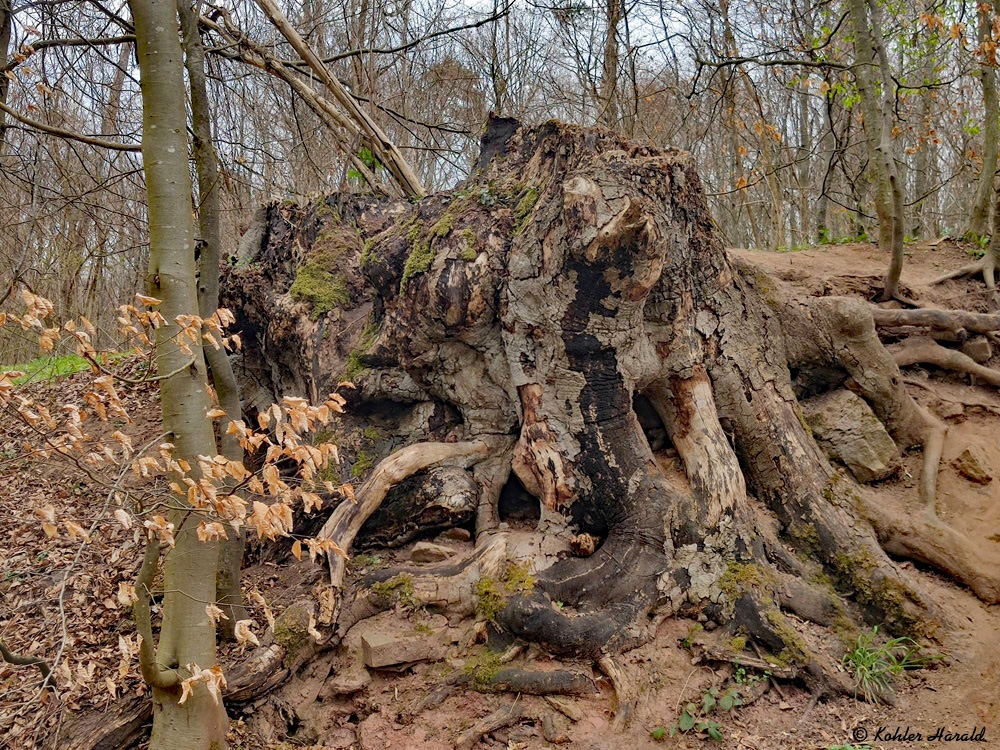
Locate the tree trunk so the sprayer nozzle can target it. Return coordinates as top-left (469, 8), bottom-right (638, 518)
top-left (796, 81), bottom-right (812, 246)
top-left (223, 119), bottom-right (1000, 693)
top-left (178, 0), bottom-right (248, 640)
top-left (0, 0), bottom-right (13, 151)
top-left (129, 0), bottom-right (228, 746)
top-left (867, 0), bottom-right (906, 299)
top-left (970, 4), bottom-right (999, 238)
top-left (599, 0), bottom-right (621, 129)
top-left (849, 0), bottom-right (905, 299)
top-left (815, 81), bottom-right (836, 242)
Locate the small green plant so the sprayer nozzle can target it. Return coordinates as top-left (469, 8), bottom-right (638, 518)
top-left (653, 686), bottom-right (742, 742)
top-left (841, 626), bottom-right (932, 703)
top-left (346, 146), bottom-right (384, 184)
top-left (347, 553), bottom-right (379, 571)
top-left (679, 622), bottom-right (703, 649)
top-left (733, 663), bottom-right (770, 687)
top-left (966, 234), bottom-right (989, 257)
top-left (476, 183), bottom-right (498, 207)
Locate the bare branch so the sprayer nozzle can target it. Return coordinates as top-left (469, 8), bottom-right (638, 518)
top-left (0, 638), bottom-right (52, 685)
top-left (0, 100), bottom-right (141, 151)
top-left (254, 0), bottom-right (426, 198)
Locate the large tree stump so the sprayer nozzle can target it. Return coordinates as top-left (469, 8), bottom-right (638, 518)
top-left (222, 119), bottom-right (1000, 694)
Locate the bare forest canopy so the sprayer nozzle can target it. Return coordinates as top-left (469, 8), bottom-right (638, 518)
top-left (6, 0), bottom-right (1000, 363)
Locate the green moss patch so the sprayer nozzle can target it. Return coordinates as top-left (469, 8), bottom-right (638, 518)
top-left (340, 318), bottom-right (380, 382)
top-left (513, 185), bottom-right (541, 233)
top-left (289, 241), bottom-right (352, 319)
top-left (463, 649), bottom-right (504, 686)
top-left (401, 237), bottom-right (434, 291)
top-left (273, 602), bottom-right (314, 664)
top-left (474, 560), bottom-right (537, 621)
top-left (720, 562), bottom-right (770, 600)
top-left (461, 227), bottom-right (479, 261)
top-left (833, 551), bottom-right (924, 636)
top-left (370, 573), bottom-right (418, 608)
top-left (351, 449), bottom-right (374, 478)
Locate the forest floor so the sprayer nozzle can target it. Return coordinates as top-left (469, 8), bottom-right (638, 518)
top-left (1, 239), bottom-right (999, 749)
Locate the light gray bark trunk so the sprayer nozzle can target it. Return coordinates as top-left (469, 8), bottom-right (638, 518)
top-left (0, 0), bottom-right (13, 151)
top-left (129, 0), bottom-right (228, 746)
top-left (178, 0), bottom-right (248, 640)
top-left (970, 6), bottom-right (999, 238)
top-left (849, 0), bottom-right (905, 299)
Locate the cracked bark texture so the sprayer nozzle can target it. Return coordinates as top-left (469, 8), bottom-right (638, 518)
top-left (223, 120), bottom-right (1000, 690)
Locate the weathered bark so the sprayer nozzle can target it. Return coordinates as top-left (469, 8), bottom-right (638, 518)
top-left (222, 118), bottom-right (1000, 699)
top-left (129, 0), bottom-right (228, 746)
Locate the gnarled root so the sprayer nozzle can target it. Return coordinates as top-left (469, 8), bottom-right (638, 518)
top-left (891, 337), bottom-right (1000, 388)
top-left (216, 120), bottom-right (1000, 736)
top-left (598, 656), bottom-right (637, 730)
top-left (871, 306), bottom-right (1000, 335)
top-left (931, 254), bottom-right (998, 289)
top-left (318, 438), bottom-right (504, 590)
top-left (455, 704), bottom-right (525, 750)
top-left (930, 253), bottom-right (1000, 310)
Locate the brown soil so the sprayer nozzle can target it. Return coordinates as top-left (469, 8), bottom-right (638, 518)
top-left (2, 240), bottom-right (999, 749)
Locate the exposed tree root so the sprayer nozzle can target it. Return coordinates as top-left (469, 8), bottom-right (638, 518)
top-left (0, 638), bottom-right (52, 685)
top-left (211, 119), bottom-right (1000, 741)
top-left (598, 655), bottom-right (637, 730)
top-left (317, 438), bottom-right (503, 592)
top-left (891, 337), bottom-right (1000, 387)
top-left (398, 640), bottom-right (590, 726)
top-left (455, 703), bottom-right (525, 750)
top-left (904, 377), bottom-right (1000, 415)
top-left (930, 254), bottom-right (1000, 310)
top-left (871, 306), bottom-right (1000, 334)
top-left (540, 710), bottom-right (571, 743)
top-left (931, 254), bottom-right (998, 289)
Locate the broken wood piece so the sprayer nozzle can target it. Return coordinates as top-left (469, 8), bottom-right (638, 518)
top-left (455, 703), bottom-right (525, 750)
top-left (544, 695), bottom-right (585, 722)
